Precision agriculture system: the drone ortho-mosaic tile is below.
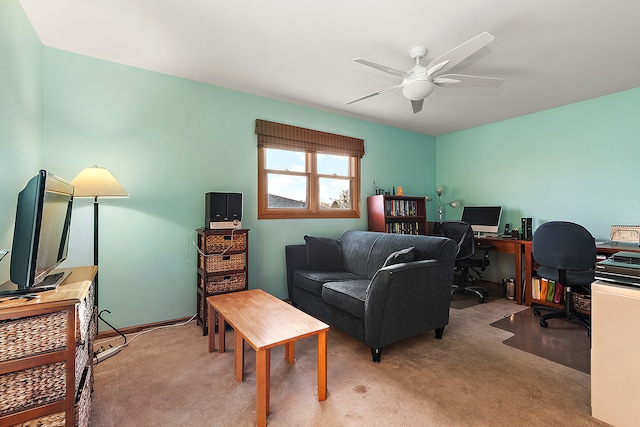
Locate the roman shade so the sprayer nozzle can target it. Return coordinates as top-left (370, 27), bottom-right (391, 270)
top-left (255, 119), bottom-right (365, 158)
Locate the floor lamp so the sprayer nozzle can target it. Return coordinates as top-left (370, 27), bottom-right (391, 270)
top-left (72, 166), bottom-right (129, 307)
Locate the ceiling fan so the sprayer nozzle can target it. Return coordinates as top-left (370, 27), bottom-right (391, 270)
top-left (346, 32), bottom-right (505, 113)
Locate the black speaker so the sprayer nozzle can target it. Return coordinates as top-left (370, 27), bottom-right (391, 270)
top-left (521, 217), bottom-right (532, 240)
top-left (205, 192), bottom-right (243, 228)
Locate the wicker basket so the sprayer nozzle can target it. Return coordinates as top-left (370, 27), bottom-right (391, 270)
top-left (572, 292), bottom-right (591, 312)
top-left (74, 366), bottom-right (92, 427)
top-left (200, 273), bottom-right (246, 295)
top-left (203, 232), bottom-right (247, 254)
top-left (0, 362), bottom-right (66, 416)
top-left (0, 311), bottom-right (68, 362)
top-left (199, 253), bottom-right (246, 273)
top-left (13, 411), bottom-right (66, 427)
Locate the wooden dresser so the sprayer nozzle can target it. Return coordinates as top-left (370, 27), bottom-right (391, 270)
top-left (0, 266), bottom-right (97, 427)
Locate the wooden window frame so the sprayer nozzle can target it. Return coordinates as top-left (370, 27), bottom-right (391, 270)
top-left (256, 120), bottom-right (364, 219)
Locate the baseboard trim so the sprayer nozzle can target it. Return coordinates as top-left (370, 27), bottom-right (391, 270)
top-left (96, 316), bottom-right (194, 340)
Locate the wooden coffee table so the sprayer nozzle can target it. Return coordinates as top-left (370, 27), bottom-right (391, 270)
top-left (207, 289), bottom-right (329, 426)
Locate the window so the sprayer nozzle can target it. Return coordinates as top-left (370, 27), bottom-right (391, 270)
top-left (256, 120), bottom-right (364, 219)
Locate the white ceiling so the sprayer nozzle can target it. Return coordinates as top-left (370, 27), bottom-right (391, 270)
top-left (19, 0), bottom-right (640, 136)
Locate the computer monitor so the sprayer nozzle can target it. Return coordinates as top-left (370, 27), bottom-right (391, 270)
top-left (461, 206), bottom-right (502, 235)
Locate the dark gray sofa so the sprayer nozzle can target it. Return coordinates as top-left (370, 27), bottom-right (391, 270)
top-left (285, 230), bottom-right (457, 362)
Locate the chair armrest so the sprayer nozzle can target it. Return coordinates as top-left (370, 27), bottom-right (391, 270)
top-left (476, 243), bottom-right (493, 268)
top-left (285, 244), bottom-right (307, 298)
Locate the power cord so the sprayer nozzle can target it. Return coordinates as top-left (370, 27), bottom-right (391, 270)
top-left (94, 313), bottom-right (197, 365)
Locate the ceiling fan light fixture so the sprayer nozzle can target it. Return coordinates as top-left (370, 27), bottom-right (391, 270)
top-left (402, 80), bottom-right (434, 101)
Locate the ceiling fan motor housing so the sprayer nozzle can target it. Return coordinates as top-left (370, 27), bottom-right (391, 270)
top-left (402, 78), bottom-right (434, 101)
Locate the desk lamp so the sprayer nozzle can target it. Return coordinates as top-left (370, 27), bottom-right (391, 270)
top-left (426, 186), bottom-right (460, 223)
top-left (71, 166), bottom-right (129, 307)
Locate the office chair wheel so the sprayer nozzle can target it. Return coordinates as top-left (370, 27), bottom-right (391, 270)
top-left (479, 297), bottom-right (485, 303)
top-left (540, 319), bottom-right (548, 328)
top-left (533, 308), bottom-right (541, 316)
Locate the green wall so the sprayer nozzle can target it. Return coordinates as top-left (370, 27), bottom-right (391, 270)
top-left (39, 48), bottom-right (436, 329)
top-left (437, 88), bottom-right (640, 280)
top-left (0, 0), bottom-right (43, 281)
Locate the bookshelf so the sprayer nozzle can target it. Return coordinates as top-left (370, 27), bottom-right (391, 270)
top-left (367, 195), bottom-right (427, 235)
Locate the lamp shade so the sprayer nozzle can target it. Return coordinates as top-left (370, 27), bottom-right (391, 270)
top-left (71, 166), bottom-right (129, 198)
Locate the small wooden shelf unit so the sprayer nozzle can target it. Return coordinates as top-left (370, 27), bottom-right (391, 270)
top-left (196, 228), bottom-right (249, 335)
top-left (367, 195), bottom-right (427, 235)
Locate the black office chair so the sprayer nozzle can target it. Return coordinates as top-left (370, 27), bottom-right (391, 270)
top-left (440, 220), bottom-right (492, 303)
top-left (531, 221), bottom-right (595, 334)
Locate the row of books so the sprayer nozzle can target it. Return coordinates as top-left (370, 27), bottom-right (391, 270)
top-left (385, 199), bottom-right (419, 217)
top-left (531, 277), bottom-right (564, 304)
top-left (386, 222), bottom-right (421, 235)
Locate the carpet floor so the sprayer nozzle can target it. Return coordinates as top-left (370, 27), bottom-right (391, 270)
top-left (91, 298), bottom-right (606, 426)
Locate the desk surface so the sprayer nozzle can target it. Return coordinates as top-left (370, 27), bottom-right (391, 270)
top-left (595, 242), bottom-right (640, 255)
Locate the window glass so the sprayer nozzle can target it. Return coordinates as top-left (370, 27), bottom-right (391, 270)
top-left (267, 173), bottom-right (307, 208)
top-left (317, 154), bottom-right (348, 176)
top-left (319, 178), bottom-right (351, 209)
top-left (266, 148), bottom-right (305, 172)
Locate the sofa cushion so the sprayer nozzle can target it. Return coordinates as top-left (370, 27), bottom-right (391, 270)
top-left (294, 270), bottom-right (361, 297)
top-left (304, 235), bottom-right (344, 271)
top-left (382, 247), bottom-right (415, 267)
top-left (322, 279), bottom-right (370, 320)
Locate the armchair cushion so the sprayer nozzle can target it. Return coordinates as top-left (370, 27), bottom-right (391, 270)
top-left (304, 235), bottom-right (344, 271)
top-left (382, 247), bottom-right (415, 267)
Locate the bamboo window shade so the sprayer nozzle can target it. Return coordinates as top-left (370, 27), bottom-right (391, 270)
top-left (255, 119), bottom-right (365, 158)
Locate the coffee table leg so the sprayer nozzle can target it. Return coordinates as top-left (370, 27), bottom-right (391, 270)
top-left (208, 304), bottom-right (216, 352)
top-left (285, 341), bottom-right (295, 363)
top-left (256, 348), bottom-right (271, 426)
top-left (234, 330), bottom-right (244, 382)
top-left (317, 330), bottom-right (327, 401)
top-left (217, 314), bottom-right (226, 353)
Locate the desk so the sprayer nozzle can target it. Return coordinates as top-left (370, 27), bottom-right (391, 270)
top-left (476, 237), bottom-right (532, 305)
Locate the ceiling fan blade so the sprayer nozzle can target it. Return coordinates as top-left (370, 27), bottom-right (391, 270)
top-left (353, 58), bottom-right (405, 77)
top-left (411, 99), bottom-right (424, 114)
top-left (346, 84), bottom-right (401, 105)
top-left (434, 74), bottom-right (505, 88)
top-left (426, 60), bottom-right (449, 78)
top-left (426, 31), bottom-right (495, 76)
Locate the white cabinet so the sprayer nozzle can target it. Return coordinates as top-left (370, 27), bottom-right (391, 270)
top-left (591, 280), bottom-right (640, 427)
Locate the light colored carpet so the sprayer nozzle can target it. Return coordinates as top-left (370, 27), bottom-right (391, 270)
top-left (91, 299), bottom-right (607, 426)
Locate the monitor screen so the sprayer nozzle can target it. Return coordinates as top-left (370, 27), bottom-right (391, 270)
top-left (10, 170), bottom-right (74, 290)
top-left (461, 206), bottom-right (502, 234)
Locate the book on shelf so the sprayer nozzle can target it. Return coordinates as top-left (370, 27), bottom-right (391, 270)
top-left (532, 276), bottom-right (540, 299)
top-left (553, 283), bottom-right (564, 304)
top-left (386, 221), bottom-right (420, 235)
top-left (531, 276), bottom-right (565, 304)
top-left (385, 199), bottom-right (417, 217)
top-left (540, 278), bottom-right (548, 301)
top-left (546, 280), bottom-right (555, 302)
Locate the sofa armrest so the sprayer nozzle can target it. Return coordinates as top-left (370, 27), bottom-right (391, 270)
top-left (285, 244), bottom-right (307, 298)
top-left (364, 259), bottom-right (455, 348)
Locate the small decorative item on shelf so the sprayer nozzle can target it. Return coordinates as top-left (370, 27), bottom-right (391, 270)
top-left (426, 186), bottom-right (460, 223)
top-left (397, 186), bottom-right (403, 196)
